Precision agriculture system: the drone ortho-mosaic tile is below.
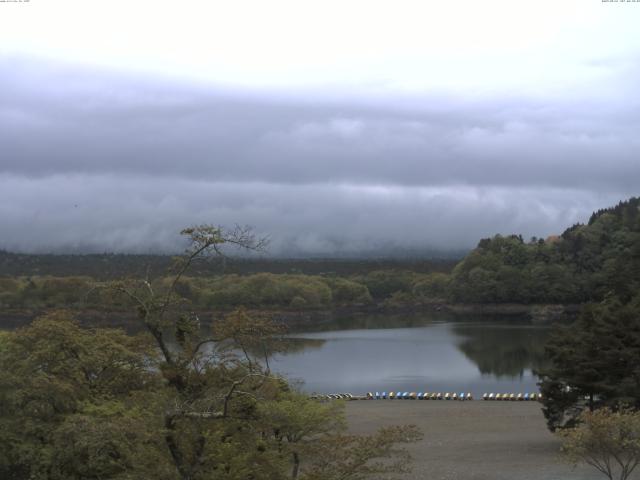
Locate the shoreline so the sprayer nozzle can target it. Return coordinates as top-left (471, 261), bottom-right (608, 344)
top-left (345, 401), bottom-right (599, 480)
top-left (0, 302), bottom-right (579, 330)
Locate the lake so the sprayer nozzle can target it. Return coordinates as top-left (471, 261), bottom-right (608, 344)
top-left (0, 312), bottom-right (551, 397)
top-left (270, 314), bottom-right (550, 396)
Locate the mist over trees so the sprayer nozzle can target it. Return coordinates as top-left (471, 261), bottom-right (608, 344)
top-left (1, 198), bottom-right (638, 313)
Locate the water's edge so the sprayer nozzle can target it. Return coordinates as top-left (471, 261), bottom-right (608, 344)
top-left (0, 302), bottom-right (579, 331)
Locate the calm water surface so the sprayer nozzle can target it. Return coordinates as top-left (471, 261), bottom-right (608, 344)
top-left (271, 315), bottom-right (549, 395)
top-left (0, 312), bottom-right (550, 396)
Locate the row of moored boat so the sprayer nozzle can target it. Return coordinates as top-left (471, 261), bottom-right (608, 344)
top-left (310, 393), bottom-right (356, 400)
top-left (367, 392), bottom-right (473, 400)
top-left (482, 393), bottom-right (542, 401)
top-left (311, 392), bottom-right (543, 401)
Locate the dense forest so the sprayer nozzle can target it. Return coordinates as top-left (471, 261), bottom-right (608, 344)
top-left (0, 252), bottom-right (456, 279)
top-left (0, 270), bottom-right (449, 312)
top-left (0, 198), bottom-right (638, 313)
top-left (449, 197), bottom-right (640, 304)
top-left (533, 199), bottom-right (640, 431)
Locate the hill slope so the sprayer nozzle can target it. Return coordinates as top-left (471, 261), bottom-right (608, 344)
top-left (448, 197), bottom-right (640, 304)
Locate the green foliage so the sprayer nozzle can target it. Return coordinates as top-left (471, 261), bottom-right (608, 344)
top-left (538, 294), bottom-right (640, 431)
top-left (0, 276), bottom-right (79, 309)
top-left (323, 276), bottom-right (373, 304)
top-left (1, 226), bottom-right (421, 480)
top-left (0, 312), bottom-right (169, 480)
top-left (449, 197), bottom-right (640, 304)
top-left (0, 251), bottom-right (457, 279)
top-left (383, 290), bottom-right (416, 307)
top-left (199, 273), bottom-right (334, 309)
top-left (411, 272), bottom-right (450, 300)
top-left (301, 425), bottom-right (423, 480)
top-left (355, 270), bottom-right (416, 299)
top-left (0, 277), bottom-right (21, 308)
top-left (0, 310), bottom-right (421, 480)
top-left (559, 408), bottom-right (640, 480)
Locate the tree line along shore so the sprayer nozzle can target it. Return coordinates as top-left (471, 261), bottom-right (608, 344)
top-left (1, 197), bottom-right (637, 318)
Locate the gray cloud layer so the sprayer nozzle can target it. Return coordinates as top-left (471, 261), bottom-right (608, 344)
top-left (1, 58), bottom-right (638, 254)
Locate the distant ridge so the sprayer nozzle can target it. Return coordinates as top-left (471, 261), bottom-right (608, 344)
top-left (0, 251), bottom-right (460, 279)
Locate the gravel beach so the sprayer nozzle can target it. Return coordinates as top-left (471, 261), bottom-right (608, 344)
top-left (346, 400), bottom-right (604, 480)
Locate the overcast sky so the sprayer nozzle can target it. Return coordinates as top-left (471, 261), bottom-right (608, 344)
top-left (0, 1), bottom-right (639, 255)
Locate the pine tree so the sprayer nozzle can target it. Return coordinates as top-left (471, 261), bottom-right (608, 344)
top-left (538, 295), bottom-right (640, 431)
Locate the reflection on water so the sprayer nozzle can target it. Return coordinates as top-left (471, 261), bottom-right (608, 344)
top-left (275, 337), bottom-right (326, 355)
top-left (0, 312), bottom-right (549, 395)
top-left (270, 314), bottom-right (550, 395)
top-left (287, 313), bottom-right (444, 333)
top-left (453, 323), bottom-right (549, 378)
top-left (241, 337), bottom-right (327, 359)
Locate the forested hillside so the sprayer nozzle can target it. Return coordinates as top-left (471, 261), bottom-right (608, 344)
top-left (448, 197), bottom-right (640, 304)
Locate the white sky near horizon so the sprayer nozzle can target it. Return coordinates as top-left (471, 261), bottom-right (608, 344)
top-left (1, 0), bottom-right (639, 94)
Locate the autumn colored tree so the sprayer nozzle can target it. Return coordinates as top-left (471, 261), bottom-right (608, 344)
top-left (559, 408), bottom-right (640, 480)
